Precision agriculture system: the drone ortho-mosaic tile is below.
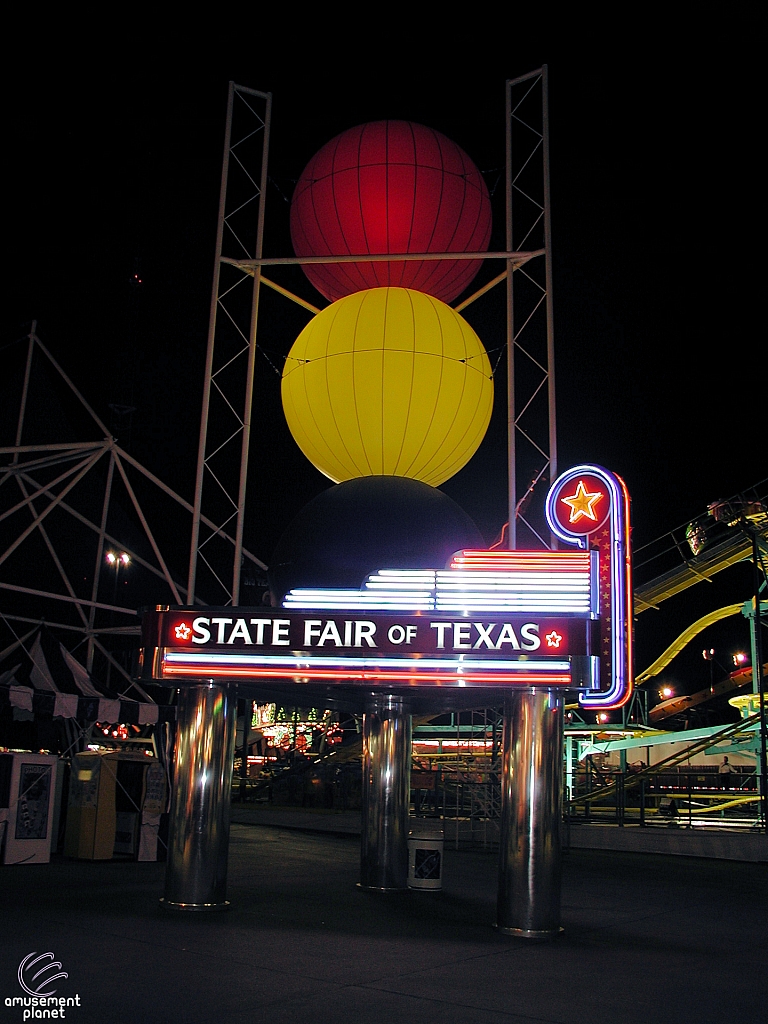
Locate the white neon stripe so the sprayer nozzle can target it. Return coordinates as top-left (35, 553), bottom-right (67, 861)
top-left (286, 597), bottom-right (590, 612)
top-left (164, 651), bottom-right (570, 673)
top-left (284, 562), bottom-right (594, 614)
top-left (286, 583), bottom-right (591, 612)
top-left (364, 586), bottom-right (433, 590)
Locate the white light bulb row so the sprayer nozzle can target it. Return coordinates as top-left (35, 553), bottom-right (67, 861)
top-left (284, 565), bottom-right (594, 613)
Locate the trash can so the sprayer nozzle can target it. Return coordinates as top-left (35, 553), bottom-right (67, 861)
top-left (407, 820), bottom-right (444, 891)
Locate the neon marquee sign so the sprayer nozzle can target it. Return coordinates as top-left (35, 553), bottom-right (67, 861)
top-left (138, 464), bottom-right (631, 703)
top-left (142, 608), bottom-right (597, 689)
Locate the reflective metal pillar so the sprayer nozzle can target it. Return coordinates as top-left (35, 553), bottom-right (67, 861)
top-left (163, 681), bottom-right (237, 910)
top-left (359, 695), bottom-right (411, 892)
top-left (497, 688), bottom-right (564, 938)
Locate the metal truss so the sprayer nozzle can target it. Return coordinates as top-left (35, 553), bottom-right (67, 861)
top-left (0, 325), bottom-right (263, 695)
top-left (187, 83), bottom-right (272, 606)
top-left (506, 67), bottom-right (557, 549)
top-left (187, 71), bottom-right (556, 607)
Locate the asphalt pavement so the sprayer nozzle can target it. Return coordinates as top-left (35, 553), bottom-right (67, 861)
top-left (1, 808), bottom-right (767, 1024)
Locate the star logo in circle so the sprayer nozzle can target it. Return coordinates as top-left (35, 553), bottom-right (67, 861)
top-left (561, 480), bottom-right (603, 523)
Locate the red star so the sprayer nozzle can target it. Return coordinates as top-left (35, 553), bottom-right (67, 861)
top-left (561, 480), bottom-right (604, 524)
top-left (545, 630), bottom-right (563, 649)
top-left (175, 622), bottom-right (192, 641)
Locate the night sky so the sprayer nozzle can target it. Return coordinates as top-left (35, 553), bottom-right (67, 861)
top-left (4, 38), bottom-right (762, 706)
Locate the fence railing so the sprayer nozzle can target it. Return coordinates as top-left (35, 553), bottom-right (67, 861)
top-left (233, 754), bottom-right (766, 840)
top-left (567, 768), bottom-right (763, 830)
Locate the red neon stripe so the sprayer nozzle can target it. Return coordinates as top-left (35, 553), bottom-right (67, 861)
top-left (452, 556), bottom-right (587, 563)
top-left (450, 550), bottom-right (590, 571)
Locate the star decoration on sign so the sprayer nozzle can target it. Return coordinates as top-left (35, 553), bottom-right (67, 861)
top-left (175, 622), bottom-right (192, 641)
top-left (561, 480), bottom-right (603, 523)
top-left (545, 630), bottom-right (563, 649)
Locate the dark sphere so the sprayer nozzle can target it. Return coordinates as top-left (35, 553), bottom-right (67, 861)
top-left (269, 476), bottom-right (484, 604)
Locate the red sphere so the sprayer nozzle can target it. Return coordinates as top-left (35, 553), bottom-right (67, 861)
top-left (290, 120), bottom-right (492, 303)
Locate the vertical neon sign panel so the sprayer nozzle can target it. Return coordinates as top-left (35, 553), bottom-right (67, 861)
top-left (545, 465), bottom-right (633, 708)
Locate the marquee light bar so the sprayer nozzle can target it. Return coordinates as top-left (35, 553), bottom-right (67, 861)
top-left (282, 589), bottom-right (434, 611)
top-left (283, 553), bottom-right (597, 615)
top-left (162, 650), bottom-right (573, 686)
top-left (449, 551), bottom-right (590, 570)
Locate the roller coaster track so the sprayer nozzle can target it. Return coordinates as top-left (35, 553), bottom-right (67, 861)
top-left (647, 663), bottom-right (768, 724)
top-left (633, 478), bottom-right (768, 612)
top-left (635, 532), bottom-right (765, 611)
top-left (628, 480), bottom-right (768, 727)
top-left (636, 605), bottom-right (744, 683)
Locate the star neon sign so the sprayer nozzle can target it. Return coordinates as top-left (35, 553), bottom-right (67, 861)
top-left (545, 464), bottom-right (634, 710)
top-left (545, 630), bottom-right (563, 648)
top-left (561, 480), bottom-right (603, 524)
top-left (175, 622), bottom-right (192, 641)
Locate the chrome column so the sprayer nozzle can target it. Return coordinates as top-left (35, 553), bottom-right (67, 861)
top-left (497, 688), bottom-right (564, 938)
top-left (359, 695), bottom-right (411, 892)
top-left (163, 682), bottom-right (237, 911)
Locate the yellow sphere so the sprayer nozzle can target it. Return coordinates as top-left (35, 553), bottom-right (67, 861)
top-left (281, 287), bottom-right (493, 487)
